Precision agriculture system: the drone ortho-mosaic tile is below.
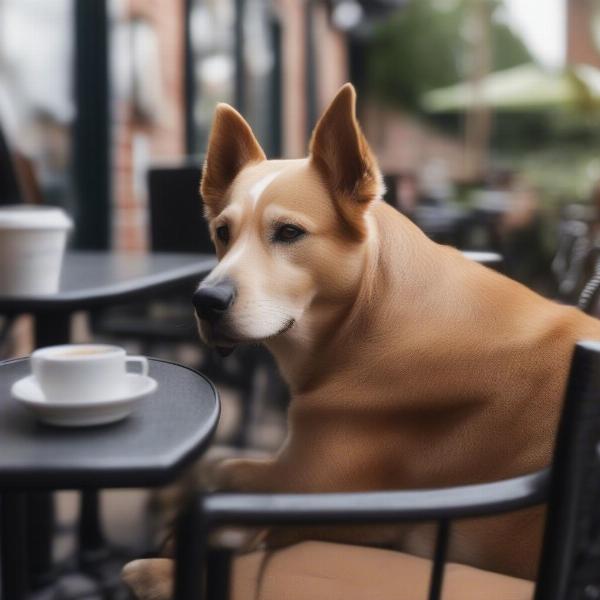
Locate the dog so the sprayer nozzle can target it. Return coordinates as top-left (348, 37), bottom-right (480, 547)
top-left (123, 83), bottom-right (600, 599)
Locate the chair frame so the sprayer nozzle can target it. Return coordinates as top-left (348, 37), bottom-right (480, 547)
top-left (173, 341), bottom-right (600, 600)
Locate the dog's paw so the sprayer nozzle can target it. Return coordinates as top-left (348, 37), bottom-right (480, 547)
top-left (195, 448), bottom-right (237, 490)
top-left (195, 446), bottom-right (272, 491)
top-left (121, 558), bottom-right (174, 600)
top-left (149, 446), bottom-right (248, 525)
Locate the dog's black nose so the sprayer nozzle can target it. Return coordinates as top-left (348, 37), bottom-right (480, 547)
top-left (193, 282), bottom-right (235, 323)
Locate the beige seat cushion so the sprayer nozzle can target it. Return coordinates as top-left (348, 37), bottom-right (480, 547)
top-left (231, 541), bottom-right (534, 600)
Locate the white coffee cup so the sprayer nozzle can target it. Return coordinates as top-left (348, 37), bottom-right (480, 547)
top-left (31, 344), bottom-right (149, 403)
top-left (0, 205), bottom-right (72, 295)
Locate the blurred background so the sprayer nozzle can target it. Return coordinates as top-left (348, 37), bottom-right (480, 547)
top-left (3, 0), bottom-right (600, 293)
top-left (2, 0), bottom-right (600, 596)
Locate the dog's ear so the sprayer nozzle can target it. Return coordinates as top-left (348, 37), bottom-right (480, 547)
top-left (309, 83), bottom-right (383, 238)
top-left (201, 104), bottom-right (266, 219)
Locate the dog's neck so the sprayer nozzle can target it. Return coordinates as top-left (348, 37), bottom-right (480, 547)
top-left (266, 202), bottom-right (435, 394)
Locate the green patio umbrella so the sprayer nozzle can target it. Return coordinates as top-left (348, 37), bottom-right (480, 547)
top-left (422, 63), bottom-right (600, 112)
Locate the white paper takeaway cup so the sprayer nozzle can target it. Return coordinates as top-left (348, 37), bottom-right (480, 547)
top-left (0, 205), bottom-right (73, 295)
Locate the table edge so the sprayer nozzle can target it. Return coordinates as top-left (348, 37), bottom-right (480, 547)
top-left (0, 254), bottom-right (216, 313)
top-left (0, 357), bottom-right (221, 490)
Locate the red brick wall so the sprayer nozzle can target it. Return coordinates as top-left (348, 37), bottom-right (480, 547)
top-left (274, 0), bottom-right (348, 158)
top-left (112, 0), bottom-right (348, 250)
top-left (567, 0), bottom-right (600, 68)
top-left (112, 0), bottom-right (186, 252)
top-left (363, 103), bottom-right (468, 182)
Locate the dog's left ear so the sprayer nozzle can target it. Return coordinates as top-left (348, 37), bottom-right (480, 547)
top-left (201, 104), bottom-right (266, 219)
top-left (309, 83), bottom-right (383, 238)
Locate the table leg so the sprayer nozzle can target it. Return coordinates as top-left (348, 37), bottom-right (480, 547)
top-left (33, 314), bottom-right (119, 591)
top-left (26, 494), bottom-right (56, 589)
top-left (35, 312), bottom-right (72, 348)
top-left (31, 312), bottom-right (128, 595)
top-left (1, 492), bottom-right (29, 600)
top-left (27, 312), bottom-right (72, 588)
top-left (78, 490), bottom-right (109, 567)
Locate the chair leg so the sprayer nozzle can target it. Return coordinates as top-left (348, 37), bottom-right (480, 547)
top-left (428, 519), bottom-right (451, 600)
top-left (78, 490), bottom-right (109, 568)
top-left (1, 492), bottom-right (29, 600)
top-left (175, 502), bottom-right (206, 600)
top-left (207, 547), bottom-right (232, 600)
top-left (0, 315), bottom-right (16, 357)
top-left (26, 493), bottom-right (55, 588)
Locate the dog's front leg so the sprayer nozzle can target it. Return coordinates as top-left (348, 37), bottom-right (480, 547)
top-left (122, 454), bottom-right (277, 600)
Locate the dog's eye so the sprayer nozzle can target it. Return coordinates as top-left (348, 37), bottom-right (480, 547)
top-left (216, 225), bottom-right (230, 245)
top-left (274, 224), bottom-right (305, 243)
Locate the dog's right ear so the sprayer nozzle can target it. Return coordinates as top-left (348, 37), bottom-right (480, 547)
top-left (309, 84), bottom-right (383, 239)
top-left (201, 104), bottom-right (266, 219)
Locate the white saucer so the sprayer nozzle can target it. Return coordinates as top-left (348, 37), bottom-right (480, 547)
top-left (11, 374), bottom-right (158, 427)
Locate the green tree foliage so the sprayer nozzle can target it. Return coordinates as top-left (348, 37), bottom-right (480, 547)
top-left (366, 0), bottom-right (532, 112)
top-left (490, 12), bottom-right (533, 72)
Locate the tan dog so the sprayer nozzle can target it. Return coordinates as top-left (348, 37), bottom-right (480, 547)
top-left (124, 84), bottom-right (600, 598)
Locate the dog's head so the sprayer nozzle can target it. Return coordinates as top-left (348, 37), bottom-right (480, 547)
top-left (194, 83), bottom-right (384, 353)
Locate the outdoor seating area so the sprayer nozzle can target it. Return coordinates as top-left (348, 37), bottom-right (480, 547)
top-left (1, 1), bottom-right (600, 600)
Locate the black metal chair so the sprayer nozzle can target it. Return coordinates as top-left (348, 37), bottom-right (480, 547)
top-left (553, 219), bottom-right (592, 303)
top-left (147, 162), bottom-right (213, 255)
top-left (173, 339), bottom-right (600, 600)
top-left (91, 162), bottom-right (209, 349)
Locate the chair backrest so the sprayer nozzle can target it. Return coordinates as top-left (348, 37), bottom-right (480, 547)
top-left (534, 340), bottom-right (600, 599)
top-left (147, 162), bottom-right (214, 254)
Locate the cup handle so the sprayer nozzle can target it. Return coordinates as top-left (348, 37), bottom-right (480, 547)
top-left (126, 356), bottom-right (149, 377)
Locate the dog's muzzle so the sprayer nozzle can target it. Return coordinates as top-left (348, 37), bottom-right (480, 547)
top-left (193, 280), bottom-right (235, 324)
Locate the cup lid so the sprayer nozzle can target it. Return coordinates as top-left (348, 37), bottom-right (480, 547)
top-left (0, 205), bottom-right (73, 231)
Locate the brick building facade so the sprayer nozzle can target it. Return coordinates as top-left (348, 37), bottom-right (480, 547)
top-left (112, 0), bottom-right (186, 251)
top-left (275, 0), bottom-right (348, 158)
top-left (111, 0), bottom-right (348, 251)
top-left (567, 0), bottom-right (600, 68)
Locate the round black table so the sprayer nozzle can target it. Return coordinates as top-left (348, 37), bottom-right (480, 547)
top-left (0, 251), bottom-right (216, 596)
top-left (0, 357), bottom-right (220, 600)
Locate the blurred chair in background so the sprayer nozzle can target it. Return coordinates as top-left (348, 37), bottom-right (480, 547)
top-left (383, 171), bottom-right (471, 247)
top-left (553, 202), bottom-right (598, 304)
top-left (148, 163), bottom-right (213, 254)
top-left (90, 163), bottom-right (209, 353)
top-left (498, 182), bottom-right (547, 288)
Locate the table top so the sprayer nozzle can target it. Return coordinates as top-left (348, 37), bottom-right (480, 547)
top-left (0, 357), bottom-right (219, 490)
top-left (0, 251), bottom-right (216, 313)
